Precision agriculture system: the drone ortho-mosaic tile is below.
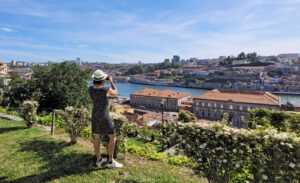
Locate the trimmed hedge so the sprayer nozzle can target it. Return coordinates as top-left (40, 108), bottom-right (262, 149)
top-left (160, 123), bottom-right (300, 183)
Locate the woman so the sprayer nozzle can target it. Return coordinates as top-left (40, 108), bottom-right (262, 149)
top-left (88, 69), bottom-right (123, 168)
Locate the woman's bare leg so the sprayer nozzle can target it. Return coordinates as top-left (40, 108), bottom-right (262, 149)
top-left (93, 134), bottom-right (101, 161)
top-left (108, 134), bottom-right (116, 162)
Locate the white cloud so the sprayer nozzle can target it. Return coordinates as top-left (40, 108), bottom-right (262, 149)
top-left (0, 27), bottom-right (14, 32)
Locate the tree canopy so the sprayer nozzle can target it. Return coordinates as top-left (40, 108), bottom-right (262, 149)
top-left (31, 62), bottom-right (91, 111)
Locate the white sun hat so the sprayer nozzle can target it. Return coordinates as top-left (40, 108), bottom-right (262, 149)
top-left (92, 69), bottom-right (108, 81)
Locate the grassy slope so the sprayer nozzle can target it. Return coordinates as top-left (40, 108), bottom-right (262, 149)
top-left (0, 119), bottom-right (206, 183)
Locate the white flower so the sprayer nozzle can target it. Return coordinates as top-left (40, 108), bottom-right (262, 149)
top-left (286, 143), bottom-right (293, 149)
top-left (222, 159), bottom-right (227, 163)
top-left (289, 162), bottom-right (296, 168)
top-left (235, 163), bottom-right (240, 168)
top-left (233, 149), bottom-right (237, 153)
top-left (216, 147), bottom-right (223, 151)
top-left (199, 143), bottom-right (207, 149)
top-left (262, 175), bottom-right (268, 180)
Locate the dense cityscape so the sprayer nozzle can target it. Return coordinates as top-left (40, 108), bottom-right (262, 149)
top-left (2, 52), bottom-right (300, 93)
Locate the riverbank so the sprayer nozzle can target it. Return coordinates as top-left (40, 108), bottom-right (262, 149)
top-left (128, 80), bottom-right (300, 95)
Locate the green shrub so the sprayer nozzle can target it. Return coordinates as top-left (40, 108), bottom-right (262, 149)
top-left (126, 138), bottom-right (193, 167)
top-left (0, 106), bottom-right (19, 116)
top-left (167, 155), bottom-right (194, 166)
top-left (248, 109), bottom-right (300, 135)
top-left (137, 127), bottom-right (160, 143)
top-left (38, 113), bottom-right (65, 128)
top-left (111, 112), bottom-right (129, 157)
top-left (56, 106), bottom-right (90, 144)
top-left (288, 115), bottom-right (300, 134)
top-left (20, 100), bottom-right (38, 128)
top-left (178, 110), bottom-right (196, 123)
top-left (161, 123), bottom-right (300, 183)
top-left (80, 126), bottom-right (92, 139)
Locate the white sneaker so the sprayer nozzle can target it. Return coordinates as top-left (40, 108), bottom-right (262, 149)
top-left (96, 157), bottom-right (107, 168)
top-left (106, 159), bottom-right (124, 168)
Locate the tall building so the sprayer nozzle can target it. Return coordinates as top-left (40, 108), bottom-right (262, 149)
top-left (171, 55), bottom-right (181, 65)
top-left (130, 88), bottom-right (190, 112)
top-left (193, 89), bottom-right (280, 128)
top-left (10, 60), bottom-right (17, 67)
top-left (76, 57), bottom-right (82, 65)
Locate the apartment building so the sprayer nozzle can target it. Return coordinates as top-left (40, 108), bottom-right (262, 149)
top-left (193, 89), bottom-right (280, 128)
top-left (130, 88), bottom-right (190, 112)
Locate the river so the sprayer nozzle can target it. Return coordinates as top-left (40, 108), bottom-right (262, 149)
top-left (116, 82), bottom-right (300, 106)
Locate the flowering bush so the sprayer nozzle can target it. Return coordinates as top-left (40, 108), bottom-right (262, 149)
top-left (56, 106), bottom-right (90, 144)
top-left (161, 123), bottom-right (300, 183)
top-left (110, 112), bottom-right (130, 157)
top-left (21, 100), bottom-right (38, 128)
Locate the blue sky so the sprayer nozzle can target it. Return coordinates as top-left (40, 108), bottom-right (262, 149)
top-left (0, 0), bottom-right (299, 63)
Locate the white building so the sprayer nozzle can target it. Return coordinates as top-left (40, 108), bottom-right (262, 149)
top-left (0, 62), bottom-right (8, 76)
top-left (278, 53), bottom-right (300, 64)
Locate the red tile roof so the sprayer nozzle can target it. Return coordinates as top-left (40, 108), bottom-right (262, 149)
top-left (194, 89), bottom-right (280, 106)
top-left (132, 88), bottom-right (190, 99)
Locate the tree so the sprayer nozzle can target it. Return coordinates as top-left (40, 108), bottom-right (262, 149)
top-left (163, 58), bottom-right (171, 65)
top-left (281, 102), bottom-right (295, 111)
top-left (31, 62), bottom-right (90, 112)
top-left (246, 52), bottom-right (257, 62)
top-left (237, 52), bottom-right (246, 60)
top-left (126, 65), bottom-right (144, 75)
top-left (0, 88), bottom-right (3, 105)
top-left (4, 77), bottom-right (33, 108)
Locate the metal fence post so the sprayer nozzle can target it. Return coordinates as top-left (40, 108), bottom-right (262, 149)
top-left (51, 111), bottom-right (55, 136)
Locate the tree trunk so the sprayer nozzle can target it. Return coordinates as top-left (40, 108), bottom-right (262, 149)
top-left (26, 121), bottom-right (33, 128)
top-left (70, 135), bottom-right (77, 144)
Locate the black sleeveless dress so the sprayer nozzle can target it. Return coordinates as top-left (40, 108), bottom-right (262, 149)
top-left (88, 86), bottom-right (114, 135)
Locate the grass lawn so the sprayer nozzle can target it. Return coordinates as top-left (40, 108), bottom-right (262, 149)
top-left (0, 119), bottom-right (206, 183)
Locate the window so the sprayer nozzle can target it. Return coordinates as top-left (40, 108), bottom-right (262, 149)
top-left (220, 104), bottom-right (224, 109)
top-left (239, 105), bottom-right (243, 111)
top-left (214, 103), bottom-right (217, 108)
top-left (201, 102), bottom-right (205, 107)
top-left (229, 105), bottom-right (233, 110)
top-left (208, 103), bottom-right (211, 107)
